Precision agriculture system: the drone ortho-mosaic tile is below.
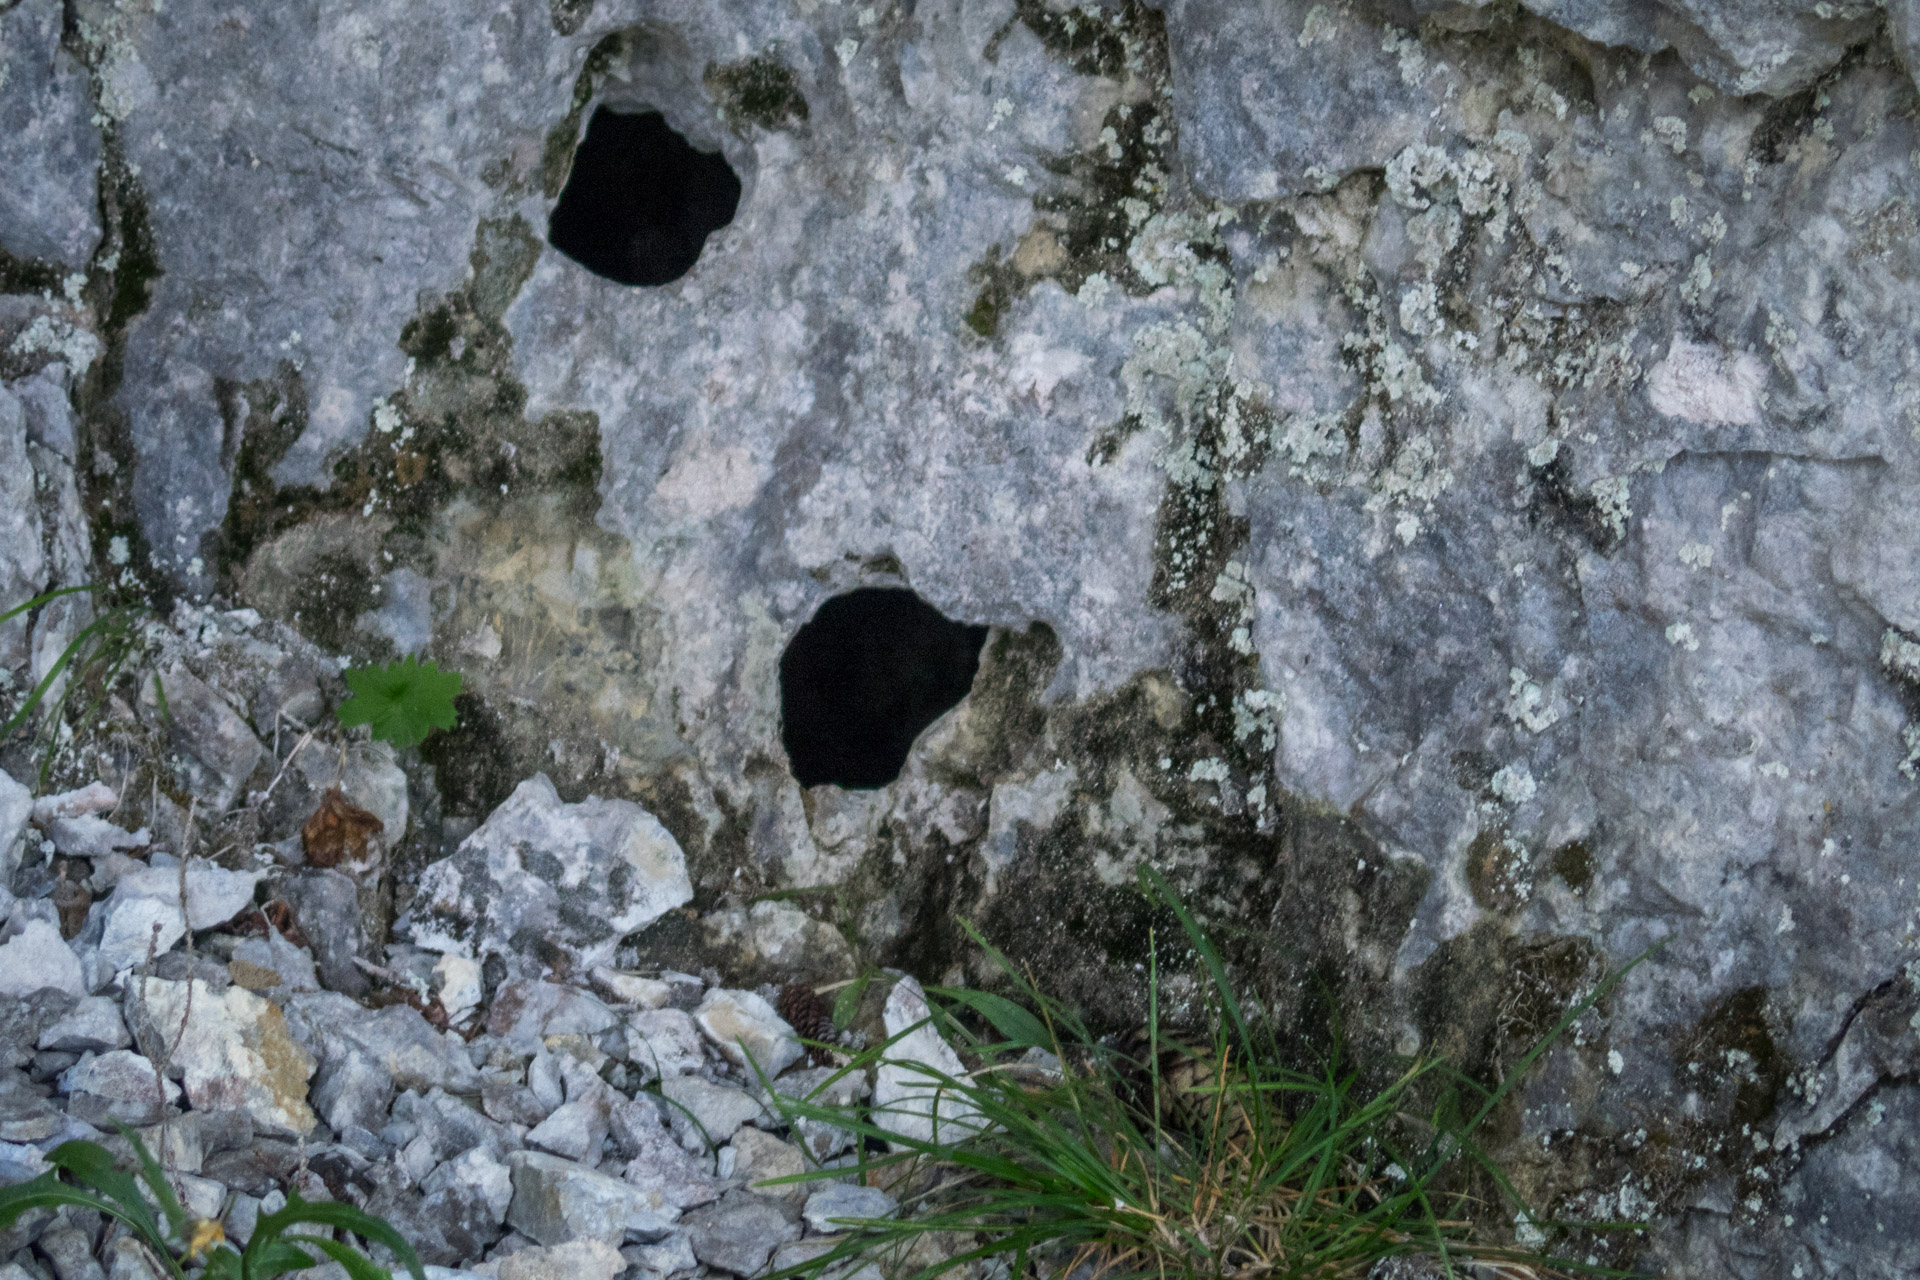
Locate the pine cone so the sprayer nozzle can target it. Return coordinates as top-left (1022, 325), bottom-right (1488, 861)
top-left (778, 983), bottom-right (837, 1064)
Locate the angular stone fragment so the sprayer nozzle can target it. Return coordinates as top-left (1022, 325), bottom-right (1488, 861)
top-left (625, 1008), bottom-right (705, 1082)
top-left (0, 989), bottom-right (79, 1067)
top-left (0, 921), bottom-right (84, 998)
top-left (680, 1190), bottom-right (800, 1277)
top-left (0, 770), bottom-right (31, 887)
top-left (38, 1225), bottom-right (106, 1280)
top-left (493, 1240), bottom-right (625, 1280)
top-left (127, 978), bottom-right (316, 1136)
top-left (728, 1126), bottom-right (806, 1202)
top-left (526, 1096), bottom-right (609, 1164)
top-left (155, 662), bottom-right (267, 813)
top-left (38, 996), bottom-right (130, 1053)
top-left (30, 782), bottom-right (117, 827)
top-left (0, 1064), bottom-right (68, 1139)
top-left (421, 1145), bottom-right (515, 1225)
top-left (410, 775), bottom-right (691, 978)
top-left (873, 977), bottom-right (981, 1146)
top-left (486, 980), bottom-right (620, 1050)
top-left (693, 989), bottom-right (801, 1079)
top-left (59, 1049), bottom-right (179, 1126)
top-left (284, 993), bottom-right (480, 1094)
top-left (802, 1183), bottom-right (897, 1232)
top-left (658, 1076), bottom-right (769, 1152)
top-left (505, 1150), bottom-right (677, 1247)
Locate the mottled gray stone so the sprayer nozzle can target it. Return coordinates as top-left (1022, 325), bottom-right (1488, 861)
top-left (0, 922), bottom-right (84, 1000)
top-left (421, 1145), bottom-right (516, 1226)
top-left (123, 979), bottom-right (315, 1136)
top-left (58, 1049), bottom-right (178, 1126)
top-left (657, 1076), bottom-right (769, 1154)
top-left (692, 989), bottom-right (801, 1080)
top-left (728, 1126), bottom-right (805, 1203)
top-left (698, 900), bottom-right (856, 988)
top-left (37, 1226), bottom-right (105, 1280)
top-left (526, 1095), bottom-right (609, 1163)
top-left (505, 1150), bottom-right (677, 1247)
top-left (801, 1183), bottom-right (897, 1233)
top-left (275, 870), bottom-right (369, 997)
top-left (0, 1066), bottom-right (64, 1142)
top-left (0, 0), bottom-right (101, 268)
top-left (680, 1190), bottom-right (800, 1278)
top-left (410, 775), bottom-right (691, 979)
top-left (0, 991), bottom-right (79, 1069)
top-left (37, 997), bottom-right (129, 1054)
top-left (624, 1008), bottom-right (705, 1083)
top-left (36, 0), bottom-right (1920, 1274)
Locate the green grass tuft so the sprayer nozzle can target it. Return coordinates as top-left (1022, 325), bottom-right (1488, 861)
top-left (760, 868), bottom-right (1649, 1280)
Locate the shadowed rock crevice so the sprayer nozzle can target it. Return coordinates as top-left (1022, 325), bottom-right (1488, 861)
top-left (779, 588), bottom-right (989, 790)
top-left (546, 107), bottom-right (740, 287)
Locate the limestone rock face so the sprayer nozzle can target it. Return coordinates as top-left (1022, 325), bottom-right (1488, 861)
top-left (7, 0), bottom-right (1920, 1274)
top-left (0, 0), bottom-right (101, 269)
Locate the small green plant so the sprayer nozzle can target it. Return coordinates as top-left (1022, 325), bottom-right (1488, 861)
top-left (0, 584), bottom-right (156, 784)
top-left (761, 869), bottom-right (1648, 1280)
top-left (0, 1129), bottom-right (424, 1280)
top-left (336, 655), bottom-right (461, 750)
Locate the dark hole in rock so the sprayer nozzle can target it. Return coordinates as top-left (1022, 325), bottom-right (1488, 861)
top-left (780, 588), bottom-right (990, 790)
top-left (547, 107), bottom-right (741, 286)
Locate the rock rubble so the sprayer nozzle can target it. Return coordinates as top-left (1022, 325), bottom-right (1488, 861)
top-left (0, 612), bottom-right (944, 1280)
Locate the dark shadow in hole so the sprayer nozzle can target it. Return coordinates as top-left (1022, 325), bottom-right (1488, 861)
top-left (547, 107), bottom-right (741, 286)
top-left (780, 588), bottom-right (991, 790)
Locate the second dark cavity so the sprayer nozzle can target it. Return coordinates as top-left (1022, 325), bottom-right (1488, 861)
top-left (547, 107), bottom-right (741, 287)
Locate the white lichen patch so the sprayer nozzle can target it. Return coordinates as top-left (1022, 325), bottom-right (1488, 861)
top-left (1679, 542), bottom-right (1715, 570)
top-left (1589, 475), bottom-right (1633, 540)
top-left (1665, 621), bottom-right (1700, 652)
top-left (1506, 667), bottom-right (1563, 733)
top-left (9, 314), bottom-right (101, 376)
top-left (1491, 763), bottom-right (1537, 805)
top-left (1881, 629), bottom-right (1920, 683)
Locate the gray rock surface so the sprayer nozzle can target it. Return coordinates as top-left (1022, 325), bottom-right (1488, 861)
top-left (410, 774), bottom-right (691, 980)
top-left (0, 0), bottom-right (100, 269)
top-left (0, 921), bottom-right (84, 999)
top-left (680, 1190), bottom-right (801, 1278)
top-left (801, 1183), bottom-right (897, 1233)
top-left (6, 0), bottom-right (1920, 1274)
top-left (59, 1048), bottom-right (179, 1126)
top-left (37, 997), bottom-right (130, 1054)
top-left (623, 1008), bottom-right (705, 1083)
top-left (505, 1150), bottom-right (677, 1247)
top-left (692, 989), bottom-right (801, 1080)
top-left (657, 1075), bottom-right (768, 1153)
top-left (126, 978), bottom-right (316, 1136)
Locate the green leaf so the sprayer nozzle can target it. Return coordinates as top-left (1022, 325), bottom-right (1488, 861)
top-left (832, 973), bottom-right (872, 1032)
top-left (113, 1123), bottom-right (187, 1239)
top-left (249, 1242), bottom-right (322, 1278)
top-left (201, 1247), bottom-right (244, 1280)
top-left (928, 988), bottom-right (1052, 1051)
top-left (47, 1140), bottom-right (165, 1244)
top-left (245, 1194), bottom-right (425, 1280)
top-left (335, 656), bottom-right (461, 751)
top-left (281, 1236), bottom-right (388, 1280)
top-left (0, 1172), bottom-right (122, 1229)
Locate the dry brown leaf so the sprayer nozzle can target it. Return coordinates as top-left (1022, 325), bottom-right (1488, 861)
top-left (301, 785), bottom-right (384, 869)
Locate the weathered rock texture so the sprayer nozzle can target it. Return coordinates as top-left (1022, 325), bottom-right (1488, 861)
top-left (7, 0), bottom-right (1920, 1274)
